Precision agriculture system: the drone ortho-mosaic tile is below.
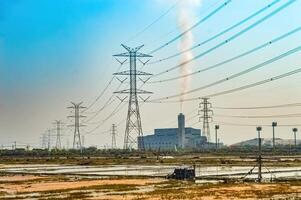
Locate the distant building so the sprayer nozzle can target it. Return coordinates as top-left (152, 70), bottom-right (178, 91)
top-left (231, 138), bottom-right (301, 147)
top-left (138, 113), bottom-right (208, 151)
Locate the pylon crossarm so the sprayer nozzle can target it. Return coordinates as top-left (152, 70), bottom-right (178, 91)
top-left (113, 53), bottom-right (130, 57)
top-left (135, 52), bottom-right (152, 58)
top-left (114, 70), bottom-right (152, 76)
top-left (114, 89), bottom-right (152, 94)
top-left (132, 44), bottom-right (144, 52)
top-left (121, 44), bottom-right (132, 52)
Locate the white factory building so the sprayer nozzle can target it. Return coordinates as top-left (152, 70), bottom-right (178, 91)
top-left (138, 113), bottom-right (208, 151)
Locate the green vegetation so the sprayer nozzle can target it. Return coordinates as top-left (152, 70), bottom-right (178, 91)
top-left (2, 144), bottom-right (301, 158)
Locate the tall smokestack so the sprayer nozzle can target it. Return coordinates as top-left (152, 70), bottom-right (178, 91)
top-left (178, 113), bottom-right (185, 148)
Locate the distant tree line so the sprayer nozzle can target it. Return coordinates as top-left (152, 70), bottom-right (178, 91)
top-left (0, 144), bottom-right (301, 158)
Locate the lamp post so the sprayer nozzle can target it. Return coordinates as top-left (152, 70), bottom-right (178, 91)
top-left (272, 122), bottom-right (277, 150)
top-left (256, 126), bottom-right (262, 182)
top-left (215, 125), bottom-right (220, 151)
top-left (293, 128), bottom-right (298, 147)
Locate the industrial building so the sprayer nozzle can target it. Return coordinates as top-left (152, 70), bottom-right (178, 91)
top-left (138, 113), bottom-right (208, 150)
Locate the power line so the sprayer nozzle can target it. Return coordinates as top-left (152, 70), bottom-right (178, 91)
top-left (148, 0), bottom-right (282, 65)
top-left (152, 45), bottom-right (301, 101)
top-left (150, 67), bottom-right (301, 103)
top-left (214, 103), bottom-right (301, 110)
top-left (151, 0), bottom-right (296, 78)
top-left (148, 26), bottom-right (301, 84)
top-left (216, 121), bottom-right (301, 127)
top-left (186, 117), bottom-right (301, 128)
top-left (84, 64), bottom-right (124, 112)
top-left (84, 85), bottom-right (139, 135)
top-left (113, 101), bottom-right (147, 129)
top-left (89, 99), bottom-right (148, 142)
top-left (146, 0), bottom-right (223, 47)
top-left (84, 82), bottom-right (123, 123)
top-left (84, 77), bottom-right (115, 112)
top-left (126, 0), bottom-right (179, 43)
top-left (215, 113), bottom-right (301, 119)
top-left (206, 67), bottom-right (301, 99)
top-left (84, 101), bottom-right (126, 135)
top-left (148, 0), bottom-right (232, 55)
top-left (85, 97), bottom-right (116, 122)
top-left (85, 129), bottom-right (110, 136)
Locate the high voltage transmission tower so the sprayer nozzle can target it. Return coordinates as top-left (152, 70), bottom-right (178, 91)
top-left (47, 129), bottom-right (51, 150)
top-left (53, 120), bottom-right (63, 150)
top-left (68, 102), bottom-right (86, 152)
top-left (113, 44), bottom-right (152, 150)
top-left (41, 133), bottom-right (47, 149)
top-left (199, 98), bottom-right (213, 142)
top-left (111, 124), bottom-right (117, 149)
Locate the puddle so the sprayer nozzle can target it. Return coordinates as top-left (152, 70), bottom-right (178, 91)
top-left (0, 164), bottom-right (300, 180)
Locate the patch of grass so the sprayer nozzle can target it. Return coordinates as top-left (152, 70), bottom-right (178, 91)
top-left (64, 191), bottom-right (92, 200)
top-left (141, 181), bottom-right (301, 200)
top-left (83, 184), bottom-right (139, 192)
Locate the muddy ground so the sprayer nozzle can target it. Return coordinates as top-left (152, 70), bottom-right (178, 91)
top-left (0, 174), bottom-right (300, 200)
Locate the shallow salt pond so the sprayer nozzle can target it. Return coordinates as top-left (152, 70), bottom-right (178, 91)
top-left (0, 164), bottom-right (300, 179)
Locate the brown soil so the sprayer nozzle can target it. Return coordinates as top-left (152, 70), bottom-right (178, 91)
top-left (0, 175), bottom-right (164, 193)
top-left (0, 174), bottom-right (300, 200)
top-left (0, 175), bottom-right (44, 182)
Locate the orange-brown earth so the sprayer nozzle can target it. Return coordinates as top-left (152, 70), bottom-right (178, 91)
top-left (0, 174), bottom-right (300, 199)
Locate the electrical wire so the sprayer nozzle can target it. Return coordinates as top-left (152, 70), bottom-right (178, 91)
top-left (146, 0), bottom-right (223, 47)
top-left (84, 76), bottom-right (115, 112)
top-left (85, 101), bottom-right (125, 135)
top-left (148, 0), bottom-right (232, 55)
top-left (214, 103), bottom-right (301, 110)
top-left (84, 82), bottom-right (123, 123)
top-left (84, 68), bottom-right (151, 134)
top-left (150, 67), bottom-right (301, 103)
top-left (215, 113), bottom-right (301, 118)
top-left (207, 67), bottom-right (301, 99)
top-left (152, 45), bottom-right (301, 101)
top-left (84, 61), bottom-right (125, 113)
top-left (126, 0), bottom-right (180, 43)
top-left (148, 0), bottom-right (282, 65)
top-left (214, 121), bottom-right (301, 127)
top-left (84, 129), bottom-right (111, 136)
top-left (151, 0), bottom-right (296, 78)
top-left (148, 26), bottom-right (301, 84)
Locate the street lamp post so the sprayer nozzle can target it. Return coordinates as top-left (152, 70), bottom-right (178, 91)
top-left (215, 125), bottom-right (220, 151)
top-left (293, 128), bottom-right (298, 147)
top-left (256, 126), bottom-right (262, 183)
top-left (272, 122), bottom-right (277, 150)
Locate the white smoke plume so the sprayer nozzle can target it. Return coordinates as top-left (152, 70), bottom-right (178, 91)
top-left (177, 0), bottom-right (202, 111)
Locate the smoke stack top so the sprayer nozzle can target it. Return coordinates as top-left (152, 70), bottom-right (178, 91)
top-left (178, 113), bottom-right (186, 148)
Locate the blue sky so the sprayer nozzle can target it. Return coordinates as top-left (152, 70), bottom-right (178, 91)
top-left (1, 0), bottom-right (301, 148)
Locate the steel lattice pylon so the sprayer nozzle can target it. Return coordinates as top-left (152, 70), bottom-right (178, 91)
top-left (111, 124), bottom-right (117, 149)
top-left (199, 98), bottom-right (213, 142)
top-left (114, 44), bottom-right (152, 150)
top-left (54, 120), bottom-right (62, 150)
top-left (68, 102), bottom-right (86, 153)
